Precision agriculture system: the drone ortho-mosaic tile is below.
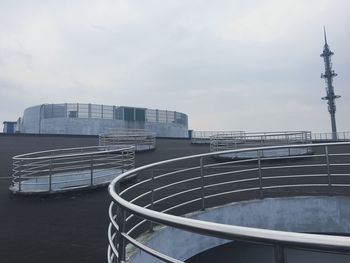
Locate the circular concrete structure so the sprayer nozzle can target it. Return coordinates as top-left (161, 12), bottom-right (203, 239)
top-left (19, 103), bottom-right (188, 138)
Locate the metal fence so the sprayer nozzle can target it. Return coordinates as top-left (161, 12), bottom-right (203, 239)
top-left (210, 131), bottom-right (312, 153)
top-left (108, 142), bottom-right (350, 263)
top-left (99, 129), bottom-right (156, 152)
top-left (10, 145), bottom-right (135, 194)
top-left (312, 131), bottom-right (350, 141)
top-left (191, 130), bottom-right (245, 144)
top-left (40, 103), bottom-right (188, 126)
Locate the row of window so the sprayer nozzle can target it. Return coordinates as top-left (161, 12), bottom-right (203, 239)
top-left (42, 104), bottom-right (187, 125)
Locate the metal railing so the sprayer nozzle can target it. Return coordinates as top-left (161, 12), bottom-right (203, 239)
top-left (10, 145), bottom-right (135, 194)
top-left (210, 131), bottom-right (312, 153)
top-left (99, 129), bottom-right (156, 152)
top-left (191, 130), bottom-right (245, 144)
top-left (108, 142), bottom-right (350, 263)
top-left (312, 131), bottom-right (350, 142)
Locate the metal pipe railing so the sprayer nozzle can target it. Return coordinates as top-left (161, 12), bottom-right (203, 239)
top-left (99, 129), bottom-right (156, 152)
top-left (209, 131), bottom-right (312, 152)
top-left (312, 131), bottom-right (350, 141)
top-left (108, 142), bottom-right (350, 263)
top-left (10, 145), bottom-right (135, 194)
top-left (191, 130), bottom-right (245, 144)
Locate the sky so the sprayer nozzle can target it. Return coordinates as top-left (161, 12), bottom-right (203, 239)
top-left (0, 0), bottom-right (349, 133)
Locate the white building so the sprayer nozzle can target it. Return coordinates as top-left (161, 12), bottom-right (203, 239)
top-left (19, 103), bottom-right (188, 138)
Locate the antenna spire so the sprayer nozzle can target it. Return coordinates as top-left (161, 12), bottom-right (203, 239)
top-left (320, 28), bottom-right (340, 140)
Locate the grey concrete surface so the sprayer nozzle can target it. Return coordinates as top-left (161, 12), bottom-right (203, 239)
top-left (0, 134), bottom-right (208, 263)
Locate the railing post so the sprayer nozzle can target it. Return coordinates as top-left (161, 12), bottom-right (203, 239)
top-left (274, 244), bottom-right (285, 263)
top-left (150, 169), bottom-right (155, 231)
top-left (200, 157), bottom-right (205, 210)
top-left (18, 160), bottom-right (22, 192)
top-left (258, 150), bottom-right (263, 199)
top-left (90, 154), bottom-right (94, 186)
top-left (325, 145), bottom-right (332, 195)
top-left (49, 159), bottom-right (52, 192)
top-left (117, 209), bottom-right (126, 262)
top-left (121, 151), bottom-right (124, 173)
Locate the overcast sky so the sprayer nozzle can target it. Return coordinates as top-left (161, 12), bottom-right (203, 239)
top-left (0, 0), bottom-right (349, 133)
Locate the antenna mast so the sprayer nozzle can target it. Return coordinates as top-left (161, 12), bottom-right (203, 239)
top-left (320, 27), bottom-right (341, 140)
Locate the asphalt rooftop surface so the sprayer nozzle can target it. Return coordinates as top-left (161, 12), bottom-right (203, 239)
top-left (0, 134), bottom-right (209, 263)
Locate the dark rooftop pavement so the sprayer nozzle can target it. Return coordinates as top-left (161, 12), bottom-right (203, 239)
top-left (0, 134), bottom-right (209, 263)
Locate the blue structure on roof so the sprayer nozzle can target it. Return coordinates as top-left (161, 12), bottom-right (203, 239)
top-left (3, 121), bottom-right (17, 134)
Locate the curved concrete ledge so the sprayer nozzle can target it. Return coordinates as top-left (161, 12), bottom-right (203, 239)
top-left (129, 196), bottom-right (350, 263)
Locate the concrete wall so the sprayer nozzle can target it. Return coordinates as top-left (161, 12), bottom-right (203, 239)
top-left (145, 122), bottom-right (188, 138)
top-left (40, 118), bottom-right (126, 135)
top-left (21, 105), bottom-right (42, 134)
top-left (130, 196), bottom-right (350, 263)
top-left (37, 118), bottom-right (187, 137)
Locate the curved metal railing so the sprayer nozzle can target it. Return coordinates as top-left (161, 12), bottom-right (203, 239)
top-left (312, 131), bottom-right (350, 142)
top-left (99, 129), bottom-right (156, 152)
top-left (10, 145), bottom-right (135, 194)
top-left (191, 130), bottom-right (245, 144)
top-left (108, 142), bottom-right (350, 263)
top-left (210, 131), bottom-right (312, 153)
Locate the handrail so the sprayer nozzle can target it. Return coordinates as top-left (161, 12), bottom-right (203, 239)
top-left (108, 142), bottom-right (350, 263)
top-left (312, 131), bottom-right (350, 141)
top-left (99, 130), bottom-right (156, 152)
top-left (10, 145), bottom-right (135, 194)
top-left (13, 145), bottom-right (133, 160)
top-left (209, 131), bottom-right (312, 154)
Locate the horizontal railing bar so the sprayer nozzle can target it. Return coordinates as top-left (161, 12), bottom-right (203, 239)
top-left (204, 158), bottom-right (259, 168)
top-left (204, 177), bottom-right (260, 189)
top-left (121, 232), bottom-right (183, 263)
top-left (262, 174), bottom-right (328, 180)
top-left (107, 225), bottom-right (119, 258)
top-left (108, 202), bottom-right (119, 231)
top-left (126, 218), bottom-right (148, 236)
top-left (204, 167), bottom-right (259, 179)
top-left (261, 163), bottom-right (327, 170)
top-left (108, 141), bottom-right (350, 262)
top-left (161, 197), bottom-right (202, 215)
top-left (263, 184), bottom-right (328, 190)
top-left (153, 176), bottom-right (200, 193)
top-left (13, 146), bottom-right (134, 160)
top-left (129, 190), bottom-right (152, 204)
top-left (205, 187), bottom-right (261, 200)
top-left (153, 166), bottom-right (200, 181)
top-left (153, 187), bottom-right (202, 207)
top-left (119, 178), bottom-right (152, 196)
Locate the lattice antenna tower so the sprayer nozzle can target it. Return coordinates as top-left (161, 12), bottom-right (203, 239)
top-left (320, 27), bottom-right (341, 140)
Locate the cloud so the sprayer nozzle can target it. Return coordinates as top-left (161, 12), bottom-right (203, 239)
top-left (0, 0), bottom-right (349, 133)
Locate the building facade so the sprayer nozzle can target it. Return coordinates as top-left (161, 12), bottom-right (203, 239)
top-left (19, 103), bottom-right (188, 138)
